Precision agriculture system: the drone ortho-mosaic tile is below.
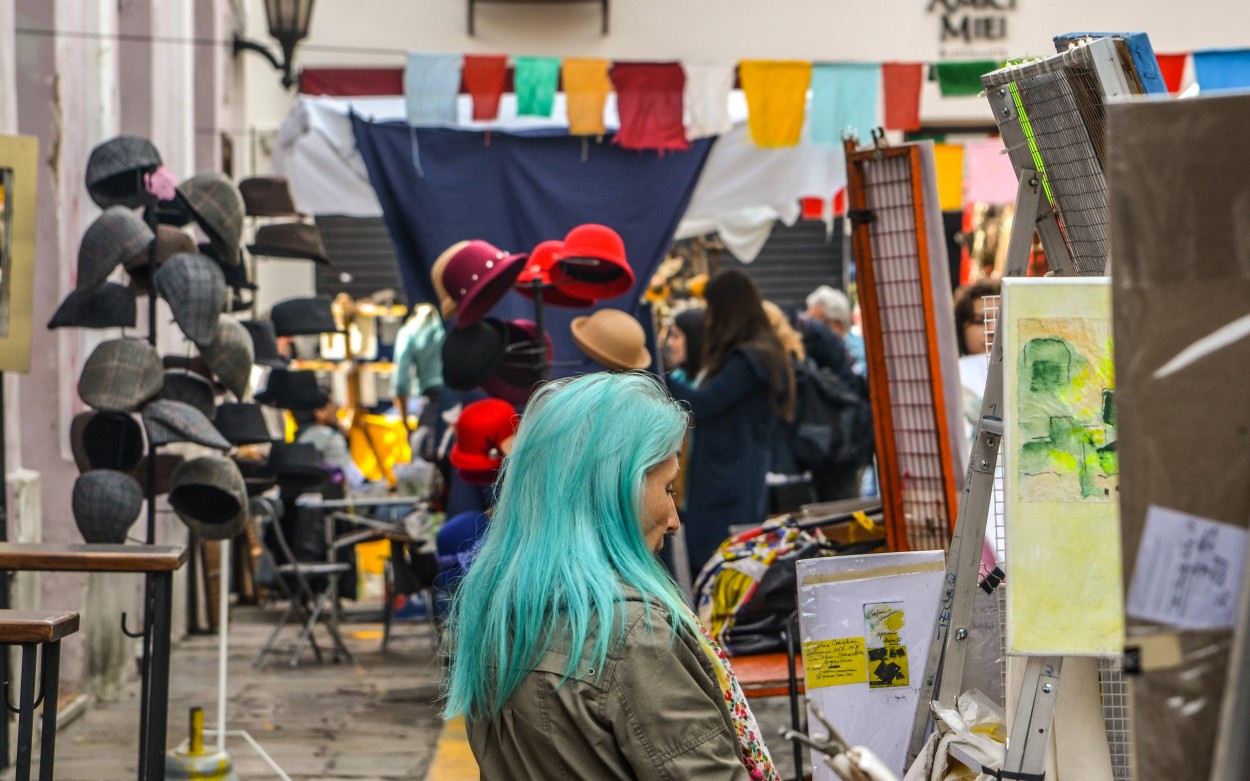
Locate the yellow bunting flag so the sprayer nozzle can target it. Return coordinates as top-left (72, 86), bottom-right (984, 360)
top-left (738, 60), bottom-right (813, 148)
top-left (934, 143), bottom-right (965, 211)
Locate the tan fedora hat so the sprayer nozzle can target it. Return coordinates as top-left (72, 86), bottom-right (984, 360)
top-left (432, 240), bottom-right (470, 320)
top-left (570, 308), bottom-right (651, 371)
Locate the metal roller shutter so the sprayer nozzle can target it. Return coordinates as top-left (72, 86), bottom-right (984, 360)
top-left (314, 216), bottom-right (407, 304)
top-left (723, 218), bottom-right (846, 311)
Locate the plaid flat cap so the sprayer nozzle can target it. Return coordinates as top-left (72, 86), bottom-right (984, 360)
top-left (142, 399), bottom-right (231, 451)
top-left (169, 456), bottom-right (248, 540)
top-left (177, 173), bottom-right (243, 267)
top-left (199, 318), bottom-right (254, 400)
top-left (85, 136), bottom-right (163, 209)
top-left (248, 222), bottom-right (331, 265)
top-left (196, 243), bottom-right (254, 313)
top-left (72, 470), bottom-right (144, 544)
top-left (159, 370), bottom-right (217, 421)
top-left (79, 339), bottom-right (164, 412)
top-left (48, 282), bottom-right (137, 330)
top-left (125, 225), bottom-right (196, 295)
top-left (270, 296), bottom-right (339, 336)
top-left (70, 411), bottom-right (145, 473)
top-left (153, 253), bottom-right (226, 346)
top-left (132, 453), bottom-right (185, 497)
top-left (238, 176), bottom-right (301, 218)
top-left (77, 207), bottom-right (154, 293)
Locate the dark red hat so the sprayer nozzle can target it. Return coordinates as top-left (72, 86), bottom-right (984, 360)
top-left (442, 240), bottom-right (527, 328)
top-left (449, 399), bottom-right (519, 473)
top-left (550, 224), bottom-right (635, 300)
top-left (481, 320), bottom-right (551, 406)
top-left (515, 240), bottom-right (595, 309)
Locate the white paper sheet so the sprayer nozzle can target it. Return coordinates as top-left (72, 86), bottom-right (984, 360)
top-left (1126, 504), bottom-right (1248, 630)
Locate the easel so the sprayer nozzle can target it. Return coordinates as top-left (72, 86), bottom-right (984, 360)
top-left (907, 34), bottom-right (1147, 778)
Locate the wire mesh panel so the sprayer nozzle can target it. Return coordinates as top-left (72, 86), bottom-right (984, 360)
top-left (983, 38), bottom-right (1144, 277)
top-left (847, 142), bottom-right (963, 553)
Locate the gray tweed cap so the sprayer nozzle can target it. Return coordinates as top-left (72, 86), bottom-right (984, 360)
top-left (177, 173), bottom-right (243, 267)
top-left (199, 318), bottom-right (254, 400)
top-left (78, 339), bottom-right (164, 413)
top-left (85, 136), bottom-right (162, 209)
top-left (77, 207), bottom-right (154, 293)
top-left (168, 456), bottom-right (248, 540)
top-left (142, 399), bottom-right (230, 451)
top-left (49, 282), bottom-right (137, 330)
top-left (158, 371), bottom-right (217, 421)
top-left (72, 470), bottom-right (143, 544)
top-left (153, 252), bottom-right (226, 347)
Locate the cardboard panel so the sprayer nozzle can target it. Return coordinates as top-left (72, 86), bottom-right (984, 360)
top-left (1108, 92), bottom-right (1250, 781)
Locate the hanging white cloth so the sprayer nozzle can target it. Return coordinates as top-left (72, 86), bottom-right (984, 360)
top-left (683, 62), bottom-right (737, 139)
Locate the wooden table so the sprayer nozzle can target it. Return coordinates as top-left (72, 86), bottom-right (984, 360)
top-left (733, 652), bottom-right (806, 699)
top-left (0, 610), bottom-right (79, 781)
top-left (0, 544), bottom-right (187, 781)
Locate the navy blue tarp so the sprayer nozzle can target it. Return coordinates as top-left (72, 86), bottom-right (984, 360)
top-left (350, 116), bottom-right (714, 372)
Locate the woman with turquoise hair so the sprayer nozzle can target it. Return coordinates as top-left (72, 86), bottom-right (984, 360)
top-left (443, 372), bottom-right (778, 780)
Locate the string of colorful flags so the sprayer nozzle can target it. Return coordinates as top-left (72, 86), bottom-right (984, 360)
top-left (356, 48), bottom-right (1250, 152)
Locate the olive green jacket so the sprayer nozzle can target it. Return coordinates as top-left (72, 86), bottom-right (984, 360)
top-left (467, 589), bottom-right (751, 780)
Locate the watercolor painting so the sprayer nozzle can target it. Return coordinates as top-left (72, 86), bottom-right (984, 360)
top-left (1015, 317), bottom-right (1117, 503)
top-left (1003, 278), bottom-right (1124, 656)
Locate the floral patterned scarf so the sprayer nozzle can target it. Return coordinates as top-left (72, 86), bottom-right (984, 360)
top-left (690, 613), bottom-right (780, 780)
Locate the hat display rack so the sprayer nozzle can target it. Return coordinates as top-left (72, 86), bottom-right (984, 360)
top-left (71, 138), bottom-right (284, 644)
top-left (72, 144), bottom-right (298, 778)
top-left (437, 223), bottom-right (642, 407)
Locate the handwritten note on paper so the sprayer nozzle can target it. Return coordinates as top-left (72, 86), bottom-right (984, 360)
top-left (802, 637), bottom-right (868, 689)
top-left (1126, 505), bottom-right (1249, 630)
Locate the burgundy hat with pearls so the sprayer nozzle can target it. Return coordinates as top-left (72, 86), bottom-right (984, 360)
top-left (441, 240), bottom-right (527, 329)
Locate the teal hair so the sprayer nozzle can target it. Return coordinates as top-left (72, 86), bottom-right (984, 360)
top-left (442, 372), bottom-right (693, 720)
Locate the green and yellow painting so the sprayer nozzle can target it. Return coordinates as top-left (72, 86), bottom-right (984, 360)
top-left (1015, 317), bottom-right (1116, 503)
top-left (1003, 279), bottom-right (1123, 656)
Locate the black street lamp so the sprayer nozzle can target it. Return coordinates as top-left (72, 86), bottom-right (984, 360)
top-left (233, 0), bottom-right (316, 90)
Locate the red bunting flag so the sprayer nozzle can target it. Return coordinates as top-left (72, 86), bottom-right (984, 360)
top-left (1155, 53), bottom-right (1188, 93)
top-left (609, 62), bottom-right (688, 152)
top-left (463, 55), bottom-right (509, 120)
top-left (882, 62), bottom-right (925, 132)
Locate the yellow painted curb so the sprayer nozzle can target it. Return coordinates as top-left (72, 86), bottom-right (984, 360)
top-left (427, 715), bottom-right (479, 780)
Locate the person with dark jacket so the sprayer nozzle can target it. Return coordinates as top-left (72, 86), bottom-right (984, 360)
top-left (666, 269), bottom-right (795, 579)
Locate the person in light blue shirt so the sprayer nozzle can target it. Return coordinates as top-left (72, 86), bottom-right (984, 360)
top-left (391, 304), bottom-right (446, 458)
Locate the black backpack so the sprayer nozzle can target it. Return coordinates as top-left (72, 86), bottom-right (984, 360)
top-left (786, 358), bottom-right (874, 471)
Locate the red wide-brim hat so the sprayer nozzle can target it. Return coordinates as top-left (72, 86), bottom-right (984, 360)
top-left (515, 240), bottom-right (596, 309)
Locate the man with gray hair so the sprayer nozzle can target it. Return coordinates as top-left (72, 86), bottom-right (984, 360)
top-left (807, 285), bottom-right (866, 376)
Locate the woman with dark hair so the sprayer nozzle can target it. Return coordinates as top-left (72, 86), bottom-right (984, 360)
top-left (666, 269), bottom-right (795, 578)
top-left (663, 306), bottom-right (706, 382)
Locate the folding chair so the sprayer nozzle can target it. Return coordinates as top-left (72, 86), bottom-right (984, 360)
top-left (381, 535), bottom-right (440, 653)
top-left (252, 499), bottom-right (357, 668)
